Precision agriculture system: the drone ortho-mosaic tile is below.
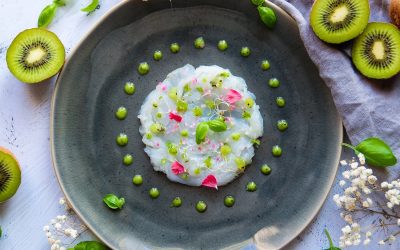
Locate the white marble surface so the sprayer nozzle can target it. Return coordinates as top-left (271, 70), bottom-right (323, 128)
top-left (0, 1), bottom-right (396, 249)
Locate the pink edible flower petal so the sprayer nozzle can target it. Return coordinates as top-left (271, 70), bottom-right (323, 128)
top-left (201, 175), bottom-right (218, 190)
top-left (157, 82), bottom-right (167, 91)
top-left (169, 112), bottom-right (183, 123)
top-left (171, 161), bottom-right (186, 175)
top-left (225, 89), bottom-right (242, 104)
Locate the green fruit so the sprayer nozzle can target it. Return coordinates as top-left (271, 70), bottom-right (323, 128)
top-left (0, 147), bottom-right (21, 203)
top-left (6, 28), bottom-right (65, 83)
top-left (310, 0), bottom-right (370, 44)
top-left (352, 22), bottom-right (400, 79)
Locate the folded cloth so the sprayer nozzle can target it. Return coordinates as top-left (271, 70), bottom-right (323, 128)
top-left (269, 0), bottom-right (400, 166)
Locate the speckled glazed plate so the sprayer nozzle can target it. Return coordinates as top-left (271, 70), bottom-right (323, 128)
top-left (51, 0), bottom-right (342, 249)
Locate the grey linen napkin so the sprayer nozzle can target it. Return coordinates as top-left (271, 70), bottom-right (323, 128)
top-left (269, 0), bottom-right (400, 168)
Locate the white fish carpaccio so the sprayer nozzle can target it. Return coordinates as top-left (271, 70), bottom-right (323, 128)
top-left (138, 64), bottom-right (263, 187)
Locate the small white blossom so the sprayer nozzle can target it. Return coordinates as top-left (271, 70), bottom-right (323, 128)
top-left (363, 238), bottom-right (370, 245)
top-left (366, 231), bottom-right (372, 237)
top-left (357, 153), bottom-right (365, 164)
top-left (388, 235), bottom-right (396, 242)
top-left (381, 182), bottom-right (389, 188)
top-left (367, 175), bottom-right (377, 184)
top-left (59, 198), bottom-right (66, 205)
top-left (350, 162), bottom-right (359, 169)
top-left (51, 244), bottom-right (60, 250)
top-left (54, 223), bottom-right (62, 230)
top-left (46, 232), bottom-right (52, 237)
top-left (340, 160), bottom-right (348, 166)
top-left (397, 219), bottom-right (400, 226)
top-left (339, 180), bottom-right (346, 187)
top-left (342, 170), bottom-right (351, 179)
top-left (378, 240), bottom-right (385, 245)
top-left (344, 214), bottom-right (353, 223)
top-left (43, 225), bottom-right (50, 232)
top-left (362, 200), bottom-right (370, 208)
top-left (60, 247), bottom-right (66, 250)
top-left (387, 202), bottom-right (394, 209)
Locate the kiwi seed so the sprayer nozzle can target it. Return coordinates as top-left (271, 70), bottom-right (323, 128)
top-left (0, 147), bottom-right (21, 203)
top-left (6, 28), bottom-right (65, 84)
top-left (352, 22), bottom-right (400, 79)
top-left (310, 0), bottom-right (370, 44)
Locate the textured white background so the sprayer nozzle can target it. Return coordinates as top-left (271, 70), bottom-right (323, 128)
top-left (0, 0), bottom-right (396, 249)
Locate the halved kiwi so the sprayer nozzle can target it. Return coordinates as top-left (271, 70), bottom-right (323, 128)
top-left (6, 28), bottom-right (65, 84)
top-left (352, 22), bottom-right (400, 79)
top-left (0, 147), bottom-right (21, 203)
top-left (310, 0), bottom-right (370, 44)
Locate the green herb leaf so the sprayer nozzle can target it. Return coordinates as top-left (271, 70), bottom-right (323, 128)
top-left (324, 229), bottom-right (341, 250)
top-left (342, 137), bottom-right (397, 167)
top-left (0, 226), bottom-right (2, 238)
top-left (196, 122), bottom-right (209, 144)
top-left (207, 119), bottom-right (227, 132)
top-left (355, 138), bottom-right (397, 167)
top-left (81, 0), bottom-right (99, 13)
top-left (53, 0), bottom-right (66, 7)
top-left (103, 194), bottom-right (125, 210)
top-left (68, 241), bottom-right (109, 250)
top-left (251, 0), bottom-right (264, 6)
top-left (38, 3), bottom-right (58, 28)
top-left (257, 6), bottom-right (277, 29)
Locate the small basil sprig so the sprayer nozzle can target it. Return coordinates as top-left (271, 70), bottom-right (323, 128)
top-left (342, 137), bottom-right (397, 167)
top-left (324, 229), bottom-right (341, 250)
top-left (103, 194), bottom-right (125, 210)
top-left (251, 0), bottom-right (264, 6)
top-left (196, 122), bottom-right (209, 144)
top-left (37, 0), bottom-right (65, 28)
top-left (0, 226), bottom-right (2, 238)
top-left (257, 6), bottom-right (277, 28)
top-left (81, 0), bottom-right (100, 13)
top-left (67, 241), bottom-right (109, 250)
top-left (207, 119), bottom-right (227, 132)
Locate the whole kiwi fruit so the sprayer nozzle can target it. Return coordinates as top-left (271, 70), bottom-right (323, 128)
top-left (310, 0), bottom-right (370, 44)
top-left (0, 147), bottom-right (21, 203)
top-left (352, 22), bottom-right (400, 79)
top-left (389, 0), bottom-right (400, 28)
top-left (6, 28), bottom-right (65, 84)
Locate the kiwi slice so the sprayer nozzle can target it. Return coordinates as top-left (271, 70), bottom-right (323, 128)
top-left (6, 28), bottom-right (65, 84)
top-left (0, 147), bottom-right (21, 203)
top-left (352, 22), bottom-right (400, 79)
top-left (310, 0), bottom-right (370, 44)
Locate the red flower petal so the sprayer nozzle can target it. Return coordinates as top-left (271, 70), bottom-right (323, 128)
top-left (225, 89), bottom-right (242, 104)
top-left (169, 112), bottom-right (183, 123)
top-left (171, 161), bottom-right (185, 175)
top-left (201, 174), bottom-right (218, 190)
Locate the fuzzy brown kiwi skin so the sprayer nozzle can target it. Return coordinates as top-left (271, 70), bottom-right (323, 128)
top-left (390, 0), bottom-right (400, 28)
top-left (0, 147), bottom-right (21, 203)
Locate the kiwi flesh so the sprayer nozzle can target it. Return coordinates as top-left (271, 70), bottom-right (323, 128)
top-left (352, 22), bottom-right (400, 79)
top-left (6, 28), bottom-right (65, 84)
top-left (310, 0), bottom-right (370, 44)
top-left (0, 147), bottom-right (21, 203)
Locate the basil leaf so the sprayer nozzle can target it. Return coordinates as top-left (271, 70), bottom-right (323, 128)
top-left (81, 0), bottom-right (99, 13)
top-left (257, 6), bottom-right (277, 29)
top-left (68, 241), bottom-right (109, 250)
top-left (354, 138), bottom-right (397, 167)
top-left (0, 226), bottom-right (2, 238)
top-left (38, 3), bottom-right (58, 28)
top-left (103, 194), bottom-right (125, 210)
top-left (195, 122), bottom-right (209, 144)
top-left (251, 0), bottom-right (264, 6)
top-left (207, 119), bottom-right (227, 132)
top-left (324, 229), bottom-right (341, 250)
top-left (53, 0), bottom-right (66, 7)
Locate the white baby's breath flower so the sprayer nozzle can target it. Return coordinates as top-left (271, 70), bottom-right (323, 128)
top-left (46, 232), bottom-right (52, 237)
top-left (339, 180), bottom-right (346, 187)
top-left (342, 225), bottom-right (351, 234)
top-left (43, 225), bottom-right (50, 232)
top-left (340, 160), bottom-right (348, 166)
top-left (51, 244), bottom-right (60, 250)
top-left (366, 231), bottom-right (372, 238)
top-left (367, 175), bottom-right (377, 184)
top-left (363, 238), bottom-right (370, 245)
top-left (344, 214), bottom-right (353, 223)
top-left (397, 219), bottom-right (400, 226)
top-left (342, 170), bottom-right (351, 179)
top-left (59, 198), bottom-right (66, 205)
top-left (357, 153), bottom-right (365, 164)
top-left (378, 240), bottom-right (385, 245)
top-left (388, 235), bottom-right (396, 242)
top-left (362, 200), bottom-right (370, 208)
top-left (381, 182), bottom-right (389, 189)
top-left (54, 223), bottom-right (62, 230)
top-left (387, 202), bottom-right (394, 209)
top-left (350, 162), bottom-right (359, 169)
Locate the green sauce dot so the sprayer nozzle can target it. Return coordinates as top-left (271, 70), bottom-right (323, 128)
top-left (246, 181), bottom-right (257, 192)
top-left (115, 106), bottom-right (127, 120)
top-left (153, 50), bottom-right (163, 61)
top-left (138, 62), bottom-right (150, 75)
top-left (170, 43), bottom-right (180, 53)
top-left (123, 154), bottom-right (133, 166)
top-left (171, 197), bottom-right (182, 207)
top-left (124, 82), bottom-right (135, 95)
top-left (149, 188), bottom-right (160, 199)
top-left (194, 37), bottom-right (205, 49)
top-left (260, 164), bottom-right (271, 175)
top-left (195, 201), bottom-right (207, 213)
top-left (217, 40), bottom-right (228, 51)
top-left (269, 78), bottom-right (280, 88)
top-left (272, 145), bottom-right (282, 157)
top-left (132, 175), bottom-right (143, 186)
top-left (224, 195), bottom-right (235, 207)
top-left (276, 97), bottom-right (286, 107)
top-left (240, 47), bottom-right (251, 57)
top-left (261, 60), bottom-right (270, 70)
top-left (116, 133), bottom-right (128, 146)
top-left (277, 119), bottom-right (288, 131)
top-left (181, 130), bottom-right (189, 137)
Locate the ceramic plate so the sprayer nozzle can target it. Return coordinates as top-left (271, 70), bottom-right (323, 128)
top-left (51, 0), bottom-right (342, 249)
